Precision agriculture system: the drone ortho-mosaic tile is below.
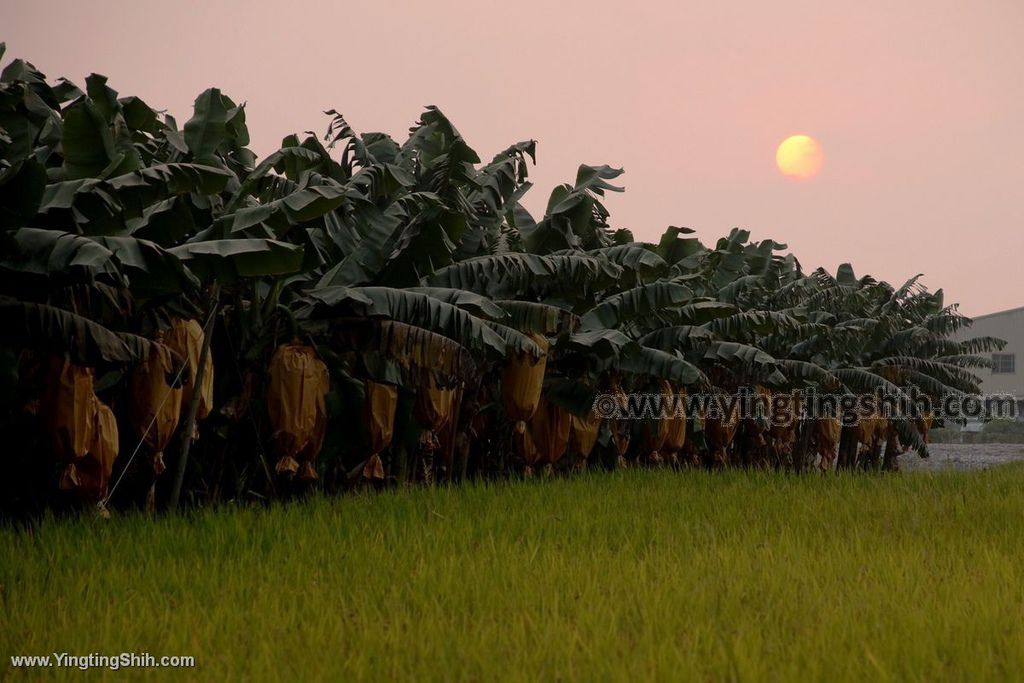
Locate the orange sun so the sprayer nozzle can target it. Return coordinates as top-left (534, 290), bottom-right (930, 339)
top-left (776, 134), bottom-right (824, 181)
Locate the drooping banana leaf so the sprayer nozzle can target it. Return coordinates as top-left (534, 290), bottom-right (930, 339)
top-left (639, 325), bottom-right (715, 352)
top-left (0, 299), bottom-right (181, 368)
top-left (618, 345), bottom-right (703, 386)
top-left (584, 244), bottom-right (667, 282)
top-left (701, 341), bottom-right (787, 385)
top-left (704, 310), bottom-right (808, 339)
top-left (168, 238), bottom-right (304, 281)
top-left (329, 319), bottom-right (476, 387)
top-left (426, 252), bottom-right (551, 298)
top-left (61, 96), bottom-right (140, 180)
top-left (91, 235), bottom-right (200, 295)
top-left (317, 192), bottom-right (442, 288)
top-left (303, 286), bottom-right (521, 359)
top-left (565, 328), bottom-right (637, 361)
top-left (493, 300), bottom-right (579, 336)
top-left (2, 228), bottom-right (121, 284)
top-left (580, 282), bottom-right (693, 331)
top-left (775, 359), bottom-right (841, 388)
top-left (406, 287), bottom-right (508, 320)
top-left (183, 88), bottom-right (230, 165)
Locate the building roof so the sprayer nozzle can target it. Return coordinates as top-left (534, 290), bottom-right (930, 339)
top-left (971, 305), bottom-right (1024, 321)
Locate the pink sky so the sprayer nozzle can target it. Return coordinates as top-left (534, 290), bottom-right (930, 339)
top-left (7, 0), bottom-right (1023, 315)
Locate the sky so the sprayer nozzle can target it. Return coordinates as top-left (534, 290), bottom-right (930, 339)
top-left (5, 0), bottom-right (1023, 316)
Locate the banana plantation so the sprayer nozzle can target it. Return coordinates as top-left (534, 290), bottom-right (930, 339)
top-left (0, 47), bottom-right (1004, 516)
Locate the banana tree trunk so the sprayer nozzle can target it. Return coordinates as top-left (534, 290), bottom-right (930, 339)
top-left (168, 287), bottom-right (220, 510)
top-left (792, 419), bottom-right (812, 473)
top-left (837, 424), bottom-right (857, 470)
top-left (882, 437), bottom-right (901, 472)
top-left (862, 441), bottom-right (883, 470)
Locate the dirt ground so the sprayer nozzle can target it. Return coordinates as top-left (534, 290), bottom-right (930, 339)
top-left (898, 442), bottom-right (1024, 472)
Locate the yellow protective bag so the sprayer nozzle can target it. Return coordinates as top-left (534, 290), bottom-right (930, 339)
top-left (528, 397), bottom-right (570, 465)
top-left (266, 343), bottom-right (329, 477)
top-left (570, 412), bottom-right (601, 459)
top-left (640, 381), bottom-right (673, 461)
top-left (705, 398), bottom-right (739, 466)
top-left (72, 398), bottom-right (119, 503)
top-left (164, 318), bottom-right (214, 421)
top-left (664, 386), bottom-right (687, 456)
top-left (608, 381), bottom-right (631, 464)
top-left (501, 333), bottom-right (548, 432)
top-left (415, 383), bottom-right (455, 432)
top-left (363, 380), bottom-right (398, 480)
top-left (816, 416), bottom-right (842, 468)
top-left (130, 344), bottom-right (183, 474)
top-left (42, 356), bottom-right (95, 463)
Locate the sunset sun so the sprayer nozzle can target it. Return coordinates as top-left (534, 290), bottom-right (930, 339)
top-left (776, 134), bottom-right (824, 181)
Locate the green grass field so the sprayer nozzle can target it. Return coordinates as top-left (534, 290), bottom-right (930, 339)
top-left (3, 466), bottom-right (1024, 681)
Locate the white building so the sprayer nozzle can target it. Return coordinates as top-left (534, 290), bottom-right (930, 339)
top-left (960, 305), bottom-right (1024, 418)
